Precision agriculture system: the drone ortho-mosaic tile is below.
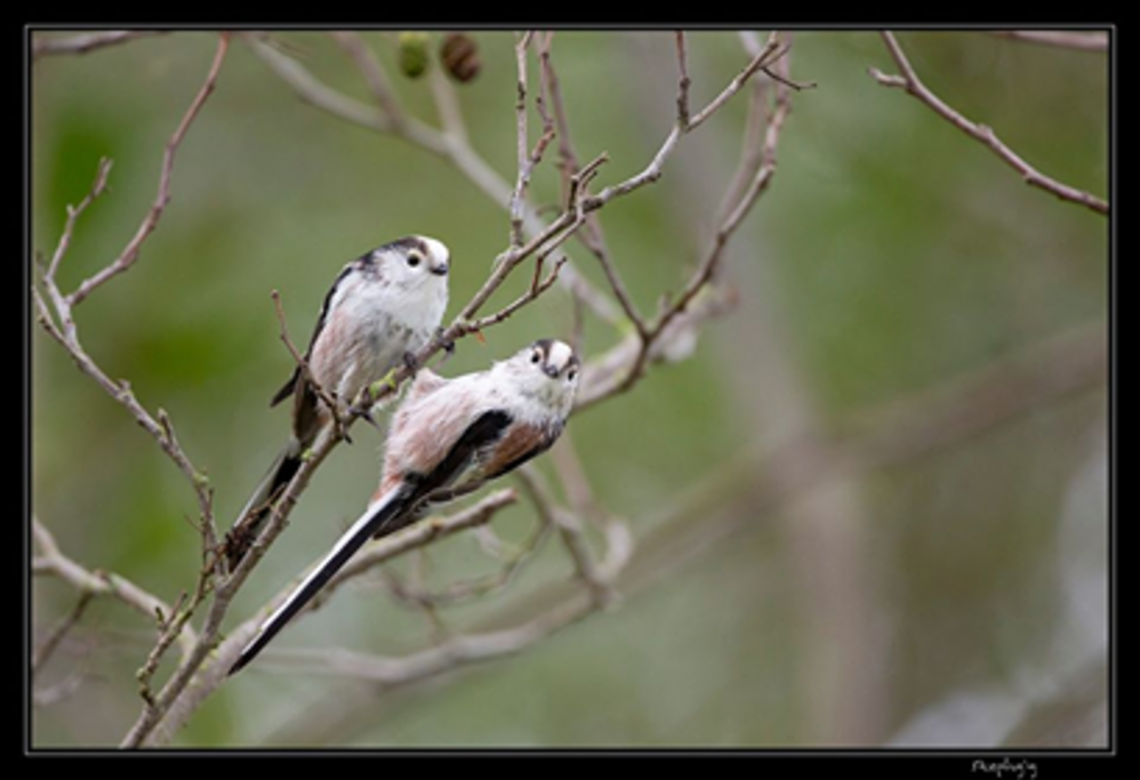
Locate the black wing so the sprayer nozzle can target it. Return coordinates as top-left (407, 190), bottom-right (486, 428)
top-left (419, 409), bottom-right (514, 493)
top-left (371, 409), bottom-right (514, 540)
top-left (269, 257), bottom-right (363, 408)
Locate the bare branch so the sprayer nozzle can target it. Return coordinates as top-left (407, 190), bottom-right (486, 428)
top-left (575, 284), bottom-right (739, 412)
top-left (33, 283), bottom-right (213, 526)
top-left (68, 33), bottom-right (232, 307)
top-left (516, 466), bottom-right (617, 609)
top-left (269, 289), bottom-right (348, 435)
top-left (674, 31), bottom-right (692, 129)
top-left (428, 59), bottom-right (470, 145)
top-left (32, 591), bottom-right (95, 673)
top-left (990, 29), bottom-right (1109, 52)
top-left (31, 34), bottom-right (237, 747)
top-left (537, 34), bottom-right (646, 337)
top-left (33, 518), bottom-right (198, 658)
top-left (580, 35), bottom-right (795, 407)
top-left (244, 33), bottom-right (400, 136)
top-left (587, 31), bottom-right (781, 210)
top-left (118, 425), bottom-right (346, 746)
top-left (685, 33), bottom-right (781, 132)
top-left (329, 31), bottom-right (405, 123)
top-left (34, 56), bottom-right (225, 504)
top-left (44, 156), bottom-right (113, 291)
top-left (870, 31), bottom-right (1108, 215)
top-left (509, 31), bottom-right (556, 248)
top-left (262, 589), bottom-right (598, 683)
top-left (384, 512), bottom-right (552, 609)
top-left (456, 255), bottom-right (568, 337)
top-left (32, 30), bottom-right (167, 59)
top-left (849, 320), bottom-right (1108, 469)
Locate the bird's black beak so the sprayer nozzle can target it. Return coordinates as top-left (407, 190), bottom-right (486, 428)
top-left (430, 261), bottom-right (449, 277)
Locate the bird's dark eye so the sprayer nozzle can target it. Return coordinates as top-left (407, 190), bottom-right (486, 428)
top-left (406, 253), bottom-right (422, 268)
top-left (531, 351), bottom-right (541, 364)
top-left (567, 370), bottom-right (577, 382)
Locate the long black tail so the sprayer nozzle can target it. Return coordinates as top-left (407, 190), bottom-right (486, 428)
top-left (223, 445), bottom-right (304, 571)
top-left (228, 484), bottom-right (416, 675)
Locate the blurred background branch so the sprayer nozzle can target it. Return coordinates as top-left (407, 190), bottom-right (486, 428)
top-left (32, 30), bottom-right (169, 59)
top-left (989, 29), bottom-right (1109, 52)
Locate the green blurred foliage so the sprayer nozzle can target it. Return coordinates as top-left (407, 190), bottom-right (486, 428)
top-left (31, 30), bottom-right (1108, 748)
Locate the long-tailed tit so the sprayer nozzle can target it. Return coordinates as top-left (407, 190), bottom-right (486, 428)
top-left (224, 236), bottom-right (450, 570)
top-left (229, 339), bottom-right (580, 675)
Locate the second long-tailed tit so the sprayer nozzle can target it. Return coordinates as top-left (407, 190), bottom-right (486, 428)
top-left (224, 235), bottom-right (450, 570)
top-left (229, 339), bottom-right (580, 675)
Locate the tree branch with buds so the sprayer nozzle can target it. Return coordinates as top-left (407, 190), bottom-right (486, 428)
top-left (32, 30), bottom-right (803, 747)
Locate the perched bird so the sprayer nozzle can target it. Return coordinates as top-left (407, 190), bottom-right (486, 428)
top-left (229, 338), bottom-right (580, 675)
top-left (224, 236), bottom-right (450, 570)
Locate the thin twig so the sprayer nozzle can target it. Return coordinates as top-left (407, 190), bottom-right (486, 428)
top-left (674, 31), bottom-right (692, 129)
top-left (990, 29), bottom-right (1109, 52)
top-left (516, 466), bottom-right (617, 609)
top-left (383, 513), bottom-right (553, 609)
top-left (33, 285), bottom-right (214, 529)
top-left (428, 60), bottom-right (470, 146)
top-left (68, 33), bottom-right (232, 307)
top-left (245, 33), bottom-right (401, 136)
top-left (509, 31), bottom-right (556, 248)
top-left (588, 35), bottom-right (794, 405)
top-left (32, 30), bottom-right (168, 59)
top-left (262, 589), bottom-right (598, 685)
top-left (32, 591), bottom-right (96, 673)
top-left (32, 39), bottom-right (231, 601)
top-left (270, 289), bottom-right (348, 433)
top-left (330, 31), bottom-right (405, 124)
top-left (585, 31), bottom-right (782, 210)
top-left (539, 33), bottom-right (647, 336)
top-left (685, 33), bottom-right (781, 132)
top-left (870, 31), bottom-right (1108, 215)
top-left (457, 255), bottom-right (569, 337)
top-left (119, 403), bottom-right (352, 747)
top-left (536, 32), bottom-right (577, 194)
top-left (32, 519), bottom-right (198, 657)
top-left (45, 157), bottom-right (113, 291)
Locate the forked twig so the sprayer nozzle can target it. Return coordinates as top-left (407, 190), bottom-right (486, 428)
top-left (870, 31), bottom-right (1107, 215)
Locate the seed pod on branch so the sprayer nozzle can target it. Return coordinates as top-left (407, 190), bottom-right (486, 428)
top-left (440, 32), bottom-right (481, 83)
top-left (397, 31), bottom-right (431, 79)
